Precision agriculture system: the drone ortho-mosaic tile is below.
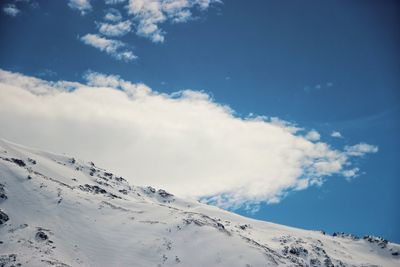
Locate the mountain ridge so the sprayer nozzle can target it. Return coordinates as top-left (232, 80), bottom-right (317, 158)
top-left (0, 139), bottom-right (399, 267)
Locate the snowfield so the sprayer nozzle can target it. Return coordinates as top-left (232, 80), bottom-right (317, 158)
top-left (0, 139), bottom-right (399, 267)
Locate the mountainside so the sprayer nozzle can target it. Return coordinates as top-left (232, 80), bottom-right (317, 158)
top-left (0, 139), bottom-right (399, 267)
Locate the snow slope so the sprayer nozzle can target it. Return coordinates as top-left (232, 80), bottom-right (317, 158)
top-left (0, 139), bottom-right (399, 267)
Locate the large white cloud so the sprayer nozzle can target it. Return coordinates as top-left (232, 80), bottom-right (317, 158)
top-left (0, 69), bottom-right (378, 209)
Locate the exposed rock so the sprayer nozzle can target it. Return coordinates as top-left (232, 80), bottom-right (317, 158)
top-left (332, 232), bottom-right (359, 240)
top-left (324, 256), bottom-right (334, 267)
top-left (11, 158), bottom-right (25, 167)
top-left (0, 209), bottom-right (9, 224)
top-left (216, 222), bottom-right (225, 230)
top-left (36, 231), bottom-right (48, 241)
top-left (363, 235), bottom-right (388, 248)
top-left (79, 184), bottom-right (107, 194)
top-left (108, 193), bottom-right (121, 199)
top-left (28, 158), bottom-right (37, 164)
top-left (114, 176), bottom-right (126, 183)
top-left (119, 189), bottom-right (128, 195)
top-left (89, 167), bottom-right (96, 176)
top-left (288, 246), bottom-right (308, 257)
top-left (0, 254), bottom-right (17, 266)
top-left (158, 189), bottom-right (173, 198)
top-left (0, 183), bottom-right (6, 200)
top-left (310, 258), bottom-right (321, 267)
top-left (239, 224), bottom-right (249, 230)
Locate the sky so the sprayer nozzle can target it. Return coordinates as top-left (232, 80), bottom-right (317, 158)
top-left (0, 0), bottom-right (399, 242)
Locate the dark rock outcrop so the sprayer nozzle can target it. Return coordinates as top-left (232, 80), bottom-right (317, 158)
top-left (11, 158), bottom-right (25, 167)
top-left (0, 210), bottom-right (9, 224)
top-left (35, 231), bottom-right (48, 241)
top-left (0, 183), bottom-right (6, 200)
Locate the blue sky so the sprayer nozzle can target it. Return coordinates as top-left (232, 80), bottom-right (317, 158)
top-left (1, 0), bottom-right (399, 242)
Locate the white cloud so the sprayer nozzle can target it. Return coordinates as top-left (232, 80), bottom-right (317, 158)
top-left (331, 131), bottom-right (343, 138)
top-left (80, 34), bottom-right (137, 61)
top-left (342, 168), bottom-right (360, 181)
top-left (0, 69), bottom-right (378, 209)
top-left (345, 143), bottom-right (378, 157)
top-left (126, 0), bottom-right (221, 43)
top-left (77, 0), bottom-right (219, 58)
top-left (3, 4), bottom-right (20, 17)
top-left (104, 8), bottom-right (123, 22)
top-left (97, 20), bottom-right (132, 37)
top-left (68, 0), bottom-right (92, 15)
top-left (305, 130), bottom-right (320, 142)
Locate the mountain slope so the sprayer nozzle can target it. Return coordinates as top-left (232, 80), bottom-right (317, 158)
top-left (0, 139), bottom-right (399, 267)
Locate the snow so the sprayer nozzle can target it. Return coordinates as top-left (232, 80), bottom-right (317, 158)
top-left (0, 139), bottom-right (399, 267)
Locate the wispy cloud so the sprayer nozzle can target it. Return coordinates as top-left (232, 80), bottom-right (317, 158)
top-left (3, 4), bottom-right (20, 17)
top-left (73, 1), bottom-right (219, 60)
top-left (345, 143), bottom-right (378, 157)
top-left (80, 34), bottom-right (137, 61)
top-left (97, 20), bottom-right (132, 37)
top-left (304, 82), bottom-right (334, 93)
top-left (36, 69), bottom-right (58, 78)
top-left (0, 69), bottom-right (377, 209)
top-left (68, 0), bottom-right (92, 15)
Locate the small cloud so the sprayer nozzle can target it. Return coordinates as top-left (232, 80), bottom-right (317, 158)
top-left (304, 81), bottom-right (334, 92)
top-left (305, 130), bottom-right (321, 142)
top-left (68, 0), bottom-right (92, 15)
top-left (342, 168), bottom-right (360, 181)
top-left (80, 34), bottom-right (137, 61)
top-left (345, 143), bottom-right (378, 157)
top-left (97, 20), bottom-right (132, 37)
top-left (331, 131), bottom-right (343, 138)
top-left (225, 76), bottom-right (231, 80)
top-left (3, 4), bottom-right (20, 17)
top-left (104, 8), bottom-right (122, 22)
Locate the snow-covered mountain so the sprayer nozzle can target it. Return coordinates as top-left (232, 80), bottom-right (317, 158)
top-left (0, 139), bottom-right (399, 267)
